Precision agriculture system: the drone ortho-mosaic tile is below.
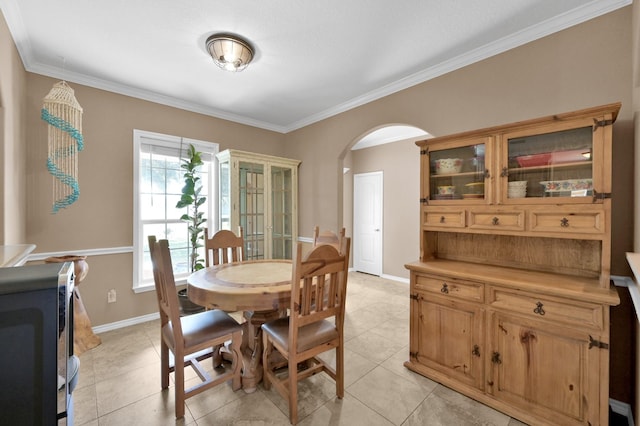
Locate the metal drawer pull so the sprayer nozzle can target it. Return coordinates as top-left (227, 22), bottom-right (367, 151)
top-left (533, 301), bottom-right (545, 315)
top-left (560, 217), bottom-right (569, 227)
top-left (492, 217), bottom-right (499, 225)
top-left (440, 216), bottom-right (445, 223)
top-left (441, 283), bottom-right (449, 294)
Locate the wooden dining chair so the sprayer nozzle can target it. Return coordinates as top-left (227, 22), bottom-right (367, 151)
top-left (312, 226), bottom-right (345, 251)
top-left (261, 237), bottom-right (351, 424)
top-left (204, 227), bottom-right (244, 266)
top-left (148, 236), bottom-right (243, 418)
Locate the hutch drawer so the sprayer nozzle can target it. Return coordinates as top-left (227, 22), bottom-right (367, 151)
top-left (423, 208), bottom-right (466, 229)
top-left (488, 287), bottom-right (604, 330)
top-left (414, 273), bottom-right (484, 303)
top-left (467, 209), bottom-right (525, 231)
top-left (528, 208), bottom-right (604, 234)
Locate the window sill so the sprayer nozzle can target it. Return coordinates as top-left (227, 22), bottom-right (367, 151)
top-left (133, 278), bottom-right (187, 294)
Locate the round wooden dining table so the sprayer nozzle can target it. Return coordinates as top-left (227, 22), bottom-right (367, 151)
top-left (187, 259), bottom-right (293, 392)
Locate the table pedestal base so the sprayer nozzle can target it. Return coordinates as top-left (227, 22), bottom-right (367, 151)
top-left (239, 309), bottom-right (283, 393)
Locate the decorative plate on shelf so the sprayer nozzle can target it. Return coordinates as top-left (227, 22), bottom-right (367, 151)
top-left (516, 153), bottom-right (552, 167)
top-left (515, 149), bottom-right (590, 168)
top-left (539, 179), bottom-right (593, 192)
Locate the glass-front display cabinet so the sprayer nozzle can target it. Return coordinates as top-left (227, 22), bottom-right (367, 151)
top-left (500, 118), bottom-right (599, 204)
top-left (216, 149), bottom-right (300, 260)
top-left (425, 137), bottom-right (491, 204)
top-left (423, 112), bottom-right (611, 206)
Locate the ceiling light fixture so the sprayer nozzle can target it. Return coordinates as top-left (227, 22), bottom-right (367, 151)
top-left (205, 34), bottom-right (254, 72)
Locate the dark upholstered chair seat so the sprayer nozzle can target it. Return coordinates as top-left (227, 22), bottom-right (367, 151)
top-left (261, 317), bottom-right (338, 353)
top-left (162, 308), bottom-right (242, 349)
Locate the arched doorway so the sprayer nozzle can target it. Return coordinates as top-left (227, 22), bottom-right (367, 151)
top-left (345, 124), bottom-right (430, 278)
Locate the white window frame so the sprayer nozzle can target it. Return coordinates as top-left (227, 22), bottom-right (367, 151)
top-left (133, 129), bottom-right (219, 293)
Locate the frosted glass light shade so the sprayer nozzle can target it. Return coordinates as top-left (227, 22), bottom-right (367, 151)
top-left (206, 34), bottom-right (254, 72)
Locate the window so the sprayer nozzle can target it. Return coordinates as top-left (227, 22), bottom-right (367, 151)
top-left (133, 130), bottom-right (218, 292)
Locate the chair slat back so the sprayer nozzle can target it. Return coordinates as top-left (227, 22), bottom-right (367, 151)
top-left (290, 237), bottom-right (351, 341)
top-left (312, 226), bottom-right (346, 251)
top-left (148, 236), bottom-right (182, 334)
top-left (204, 227), bottom-right (244, 266)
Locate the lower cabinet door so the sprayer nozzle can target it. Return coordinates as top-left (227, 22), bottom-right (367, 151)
top-left (415, 294), bottom-right (484, 389)
top-left (487, 311), bottom-right (601, 425)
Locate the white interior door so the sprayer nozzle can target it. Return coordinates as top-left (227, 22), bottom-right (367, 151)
top-left (353, 172), bottom-right (383, 276)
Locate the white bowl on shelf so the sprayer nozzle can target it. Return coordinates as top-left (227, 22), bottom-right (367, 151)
top-left (508, 180), bottom-right (528, 188)
top-left (508, 189), bottom-right (527, 198)
top-left (434, 158), bottom-right (463, 175)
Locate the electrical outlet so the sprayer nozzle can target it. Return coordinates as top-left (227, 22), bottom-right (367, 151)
top-left (107, 289), bottom-right (117, 303)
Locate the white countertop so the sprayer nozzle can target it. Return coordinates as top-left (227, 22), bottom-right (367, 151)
top-left (0, 244), bottom-right (36, 267)
top-left (625, 252), bottom-right (640, 322)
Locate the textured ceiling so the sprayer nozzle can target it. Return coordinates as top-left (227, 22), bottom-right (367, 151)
top-left (0, 0), bottom-right (630, 134)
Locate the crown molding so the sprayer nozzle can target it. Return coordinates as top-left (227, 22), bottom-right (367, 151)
top-left (284, 0), bottom-right (632, 132)
top-left (25, 61), bottom-right (289, 133)
top-left (1, 0), bottom-right (630, 134)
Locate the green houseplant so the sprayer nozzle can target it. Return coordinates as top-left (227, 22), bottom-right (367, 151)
top-left (176, 144), bottom-right (207, 273)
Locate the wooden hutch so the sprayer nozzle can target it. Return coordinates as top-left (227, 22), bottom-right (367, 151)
top-left (405, 103), bottom-right (621, 425)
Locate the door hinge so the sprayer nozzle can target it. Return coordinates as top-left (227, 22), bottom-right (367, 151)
top-left (420, 197), bottom-right (429, 205)
top-left (410, 293), bottom-right (420, 301)
top-left (593, 118), bottom-right (614, 131)
top-left (588, 335), bottom-right (609, 350)
top-left (592, 190), bottom-right (612, 202)
top-left (409, 351), bottom-right (418, 358)
top-left (421, 148), bottom-right (429, 155)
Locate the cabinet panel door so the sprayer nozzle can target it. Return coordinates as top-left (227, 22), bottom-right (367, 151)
top-left (416, 294), bottom-right (484, 389)
top-left (488, 311), bottom-right (600, 425)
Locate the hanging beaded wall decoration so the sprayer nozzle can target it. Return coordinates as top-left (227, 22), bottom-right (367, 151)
top-left (41, 81), bottom-right (84, 213)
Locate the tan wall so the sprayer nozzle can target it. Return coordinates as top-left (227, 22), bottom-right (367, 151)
top-left (0, 11), bottom-right (27, 244)
top-left (23, 74), bottom-right (286, 326)
top-left (285, 6), bottom-right (634, 280)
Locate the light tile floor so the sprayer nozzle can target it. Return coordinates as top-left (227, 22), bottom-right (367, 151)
top-left (73, 272), bottom-right (528, 425)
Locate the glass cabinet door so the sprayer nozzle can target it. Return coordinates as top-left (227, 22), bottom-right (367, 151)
top-left (271, 166), bottom-right (293, 259)
top-left (503, 123), bottom-right (593, 201)
top-left (216, 149), bottom-right (300, 261)
top-left (428, 140), bottom-right (488, 202)
top-left (239, 161), bottom-right (265, 260)
top-left (218, 160), bottom-right (231, 231)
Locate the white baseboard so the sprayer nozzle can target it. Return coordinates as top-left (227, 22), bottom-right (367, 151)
top-left (92, 312), bottom-right (159, 334)
top-left (381, 273), bottom-right (409, 284)
top-left (610, 398), bottom-right (634, 426)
